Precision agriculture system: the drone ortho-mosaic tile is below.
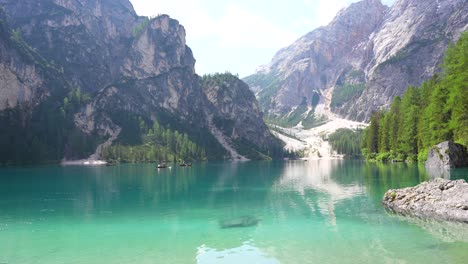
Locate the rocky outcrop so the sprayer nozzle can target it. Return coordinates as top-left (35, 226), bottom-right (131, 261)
top-left (245, 0), bottom-right (468, 123)
top-left (425, 141), bottom-right (468, 169)
top-left (383, 178), bottom-right (468, 223)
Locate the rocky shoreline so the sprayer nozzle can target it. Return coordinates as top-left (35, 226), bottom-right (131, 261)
top-left (382, 178), bottom-right (468, 223)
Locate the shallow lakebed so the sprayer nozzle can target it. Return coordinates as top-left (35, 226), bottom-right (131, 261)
top-left (1, 160), bottom-right (468, 263)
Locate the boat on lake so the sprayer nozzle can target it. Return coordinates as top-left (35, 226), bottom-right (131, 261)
top-left (157, 162), bottom-right (168, 169)
top-left (179, 162), bottom-right (192, 167)
top-left (106, 160), bottom-right (118, 166)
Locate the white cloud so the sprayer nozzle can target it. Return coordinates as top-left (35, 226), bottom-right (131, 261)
top-left (130, 0), bottom-right (299, 76)
top-left (130, 0), bottom-right (216, 40)
top-left (314, 0), bottom-right (354, 27)
top-left (131, 1), bottom-right (296, 48)
top-left (215, 5), bottom-right (297, 48)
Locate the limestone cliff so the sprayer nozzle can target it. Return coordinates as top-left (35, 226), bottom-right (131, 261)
top-left (245, 0), bottom-right (468, 123)
top-left (0, 0), bottom-right (138, 92)
top-left (0, 9), bottom-right (61, 110)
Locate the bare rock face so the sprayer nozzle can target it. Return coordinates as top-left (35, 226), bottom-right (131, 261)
top-left (383, 178), bottom-right (468, 223)
top-left (0, 0), bottom-right (139, 92)
top-left (346, 0), bottom-right (468, 121)
top-left (0, 9), bottom-right (63, 110)
top-left (245, 0), bottom-right (468, 123)
top-left (121, 15), bottom-right (195, 79)
top-left (425, 141), bottom-right (468, 169)
top-left (201, 74), bottom-right (282, 159)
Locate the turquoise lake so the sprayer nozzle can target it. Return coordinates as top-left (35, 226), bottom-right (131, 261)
top-left (1, 160), bottom-right (468, 263)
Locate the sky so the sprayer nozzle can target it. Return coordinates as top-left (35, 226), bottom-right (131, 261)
top-left (129, 0), bottom-right (395, 78)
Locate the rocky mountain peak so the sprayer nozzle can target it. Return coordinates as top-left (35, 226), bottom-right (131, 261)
top-left (121, 15), bottom-right (195, 79)
top-left (263, 0), bottom-right (387, 76)
top-left (245, 0), bottom-right (467, 124)
top-left (329, 0), bottom-right (387, 28)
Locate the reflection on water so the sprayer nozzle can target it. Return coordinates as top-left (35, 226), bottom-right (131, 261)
top-left (393, 215), bottom-right (468, 243)
top-left (0, 161), bottom-right (467, 264)
top-left (274, 160), bottom-right (365, 226)
top-left (426, 166), bottom-right (451, 179)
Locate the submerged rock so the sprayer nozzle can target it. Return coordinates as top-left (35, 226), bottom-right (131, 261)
top-left (219, 216), bottom-right (260, 229)
top-left (382, 178), bottom-right (468, 223)
top-left (425, 141), bottom-right (468, 169)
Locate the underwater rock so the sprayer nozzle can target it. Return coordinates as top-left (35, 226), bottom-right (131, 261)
top-left (219, 216), bottom-right (261, 229)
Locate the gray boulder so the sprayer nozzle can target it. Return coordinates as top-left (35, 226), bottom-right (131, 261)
top-left (425, 141), bottom-right (468, 169)
top-left (382, 178), bottom-right (468, 223)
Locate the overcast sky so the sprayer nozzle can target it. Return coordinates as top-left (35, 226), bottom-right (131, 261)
top-left (129, 0), bottom-right (395, 77)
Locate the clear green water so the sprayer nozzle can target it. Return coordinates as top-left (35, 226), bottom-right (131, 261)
top-left (1, 160), bottom-right (468, 264)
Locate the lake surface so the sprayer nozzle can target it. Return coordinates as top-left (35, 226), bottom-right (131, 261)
top-left (1, 160), bottom-right (468, 263)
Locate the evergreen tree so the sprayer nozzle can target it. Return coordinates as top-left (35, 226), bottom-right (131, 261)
top-left (367, 111), bottom-right (382, 154)
top-left (427, 84), bottom-right (452, 144)
top-left (361, 31), bottom-right (468, 162)
top-left (388, 97), bottom-right (401, 153)
top-left (444, 35), bottom-right (468, 145)
top-left (399, 86), bottom-right (420, 160)
top-left (378, 113), bottom-right (390, 153)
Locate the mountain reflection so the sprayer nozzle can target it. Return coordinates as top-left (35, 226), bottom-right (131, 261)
top-left (271, 160), bottom-right (365, 226)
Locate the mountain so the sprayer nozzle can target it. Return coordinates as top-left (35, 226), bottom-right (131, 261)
top-left (201, 73), bottom-right (283, 160)
top-left (244, 0), bottom-right (468, 124)
top-left (0, 0), bottom-right (282, 164)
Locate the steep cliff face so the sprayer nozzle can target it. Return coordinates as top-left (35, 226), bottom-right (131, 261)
top-left (344, 0), bottom-right (468, 120)
top-left (201, 73), bottom-right (283, 159)
top-left (0, 8), bottom-right (98, 163)
top-left (0, 0), bottom-right (139, 92)
top-left (75, 15), bottom-right (206, 136)
top-left (0, 0), bottom-right (282, 163)
top-left (0, 9), bottom-right (58, 110)
top-left (0, 27), bottom-right (39, 110)
top-left (245, 0), bottom-right (468, 123)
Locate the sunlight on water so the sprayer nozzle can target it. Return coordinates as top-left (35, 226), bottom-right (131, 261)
top-left (0, 161), bottom-right (467, 263)
top-left (196, 242), bottom-right (280, 264)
